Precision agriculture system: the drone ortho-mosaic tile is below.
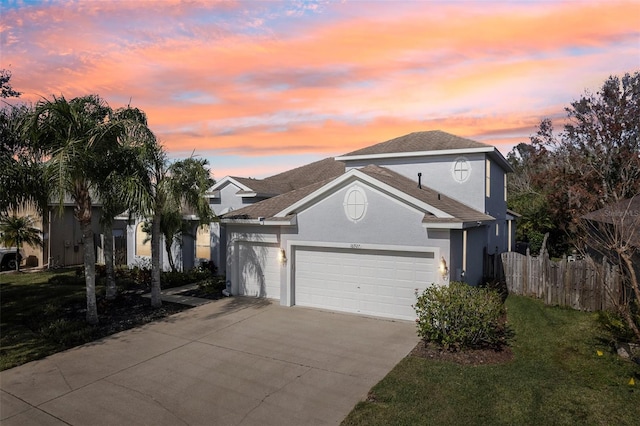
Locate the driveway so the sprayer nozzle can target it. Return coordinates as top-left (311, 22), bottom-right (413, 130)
top-left (1, 297), bottom-right (418, 425)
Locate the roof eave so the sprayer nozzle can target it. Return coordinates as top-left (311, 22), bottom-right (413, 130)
top-left (274, 169), bottom-right (455, 219)
top-left (335, 147), bottom-right (494, 162)
top-left (422, 219), bottom-right (494, 230)
top-left (336, 146), bottom-right (514, 173)
top-left (221, 215), bottom-right (297, 226)
top-left (237, 191), bottom-right (279, 198)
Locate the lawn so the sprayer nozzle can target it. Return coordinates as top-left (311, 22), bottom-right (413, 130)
top-left (0, 269), bottom-right (191, 371)
top-left (342, 295), bottom-right (640, 426)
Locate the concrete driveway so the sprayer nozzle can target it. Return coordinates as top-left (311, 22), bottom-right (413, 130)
top-left (1, 297), bottom-right (418, 425)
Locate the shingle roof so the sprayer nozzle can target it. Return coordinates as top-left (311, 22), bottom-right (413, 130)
top-left (223, 164), bottom-right (493, 225)
top-left (222, 179), bottom-right (332, 220)
top-left (341, 130), bottom-right (489, 157)
top-left (225, 157), bottom-right (344, 196)
top-left (357, 165), bottom-right (494, 223)
top-left (583, 195), bottom-right (640, 247)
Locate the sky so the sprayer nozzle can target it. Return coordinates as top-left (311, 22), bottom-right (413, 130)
top-left (1, 0), bottom-right (639, 180)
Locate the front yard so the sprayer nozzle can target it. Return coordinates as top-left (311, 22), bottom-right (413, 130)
top-left (0, 268), bottom-right (192, 371)
top-left (343, 295), bottom-right (639, 426)
top-left (2, 270), bottom-right (638, 424)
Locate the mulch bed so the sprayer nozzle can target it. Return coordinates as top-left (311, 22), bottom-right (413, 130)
top-left (58, 290), bottom-right (192, 337)
top-left (410, 340), bottom-right (514, 365)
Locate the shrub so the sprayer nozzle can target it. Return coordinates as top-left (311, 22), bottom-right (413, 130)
top-left (596, 307), bottom-right (639, 344)
top-left (48, 274), bottom-right (85, 286)
top-left (414, 282), bottom-right (509, 351)
top-left (161, 269), bottom-right (211, 289)
top-left (39, 318), bottom-right (94, 347)
top-left (197, 276), bottom-right (226, 295)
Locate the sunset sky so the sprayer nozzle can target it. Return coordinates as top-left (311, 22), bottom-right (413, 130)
top-left (1, 0), bottom-right (639, 180)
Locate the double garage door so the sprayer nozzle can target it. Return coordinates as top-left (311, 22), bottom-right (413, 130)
top-left (294, 247), bottom-right (436, 321)
top-left (237, 243), bottom-right (437, 320)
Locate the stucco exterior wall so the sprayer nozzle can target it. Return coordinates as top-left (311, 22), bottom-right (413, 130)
top-left (224, 179), bottom-right (461, 305)
top-left (48, 206), bottom-right (102, 267)
top-left (464, 226), bottom-right (487, 286)
top-left (282, 182), bottom-right (450, 261)
top-left (344, 153), bottom-right (488, 212)
top-left (226, 226), bottom-right (281, 296)
top-left (208, 182), bottom-right (268, 273)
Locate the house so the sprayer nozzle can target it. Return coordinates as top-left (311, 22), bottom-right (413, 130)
top-left (215, 130), bottom-right (515, 320)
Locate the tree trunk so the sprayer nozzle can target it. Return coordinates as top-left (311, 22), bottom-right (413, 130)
top-left (104, 222), bottom-right (116, 300)
top-left (620, 252), bottom-right (640, 343)
top-left (165, 237), bottom-right (177, 273)
top-left (150, 213), bottom-right (162, 307)
top-left (75, 183), bottom-right (98, 324)
top-left (81, 219), bottom-right (98, 324)
top-left (15, 237), bottom-right (20, 272)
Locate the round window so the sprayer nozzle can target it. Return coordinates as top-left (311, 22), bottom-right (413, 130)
top-left (344, 186), bottom-right (367, 222)
top-left (452, 157), bottom-right (471, 183)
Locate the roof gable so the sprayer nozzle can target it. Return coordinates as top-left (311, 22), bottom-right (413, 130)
top-left (222, 164), bottom-right (493, 228)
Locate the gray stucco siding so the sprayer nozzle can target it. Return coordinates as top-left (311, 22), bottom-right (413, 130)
top-left (464, 226), bottom-right (487, 286)
top-left (48, 206), bottom-right (103, 267)
top-left (225, 226), bottom-right (284, 300)
top-left (485, 158), bottom-right (507, 219)
top-left (211, 182), bottom-right (248, 215)
top-left (288, 181), bottom-right (449, 252)
top-left (344, 153), bottom-right (487, 213)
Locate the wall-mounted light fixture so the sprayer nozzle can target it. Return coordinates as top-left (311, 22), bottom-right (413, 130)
top-left (278, 248), bottom-right (287, 264)
top-left (439, 256), bottom-right (449, 279)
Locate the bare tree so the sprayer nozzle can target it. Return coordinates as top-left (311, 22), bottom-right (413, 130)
top-left (581, 196), bottom-right (640, 343)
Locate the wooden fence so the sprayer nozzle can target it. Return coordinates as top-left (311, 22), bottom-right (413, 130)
top-left (500, 250), bottom-right (622, 311)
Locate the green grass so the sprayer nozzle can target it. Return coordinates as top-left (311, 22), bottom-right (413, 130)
top-left (342, 295), bottom-right (640, 426)
top-left (0, 269), bottom-right (95, 370)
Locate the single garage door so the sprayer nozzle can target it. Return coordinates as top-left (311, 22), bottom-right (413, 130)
top-left (294, 247), bottom-right (436, 320)
top-left (237, 242), bottom-right (280, 299)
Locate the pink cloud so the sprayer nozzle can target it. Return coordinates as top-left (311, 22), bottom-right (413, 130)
top-left (1, 0), bottom-right (638, 177)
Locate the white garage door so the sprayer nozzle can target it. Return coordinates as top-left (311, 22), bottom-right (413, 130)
top-left (237, 242), bottom-right (280, 299)
top-left (294, 247), bottom-right (436, 320)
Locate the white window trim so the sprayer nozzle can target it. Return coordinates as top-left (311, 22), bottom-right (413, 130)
top-left (485, 159), bottom-right (491, 198)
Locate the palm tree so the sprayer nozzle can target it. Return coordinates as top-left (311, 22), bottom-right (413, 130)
top-left (26, 95), bottom-right (154, 323)
top-left (0, 215), bottom-right (43, 272)
top-left (144, 154), bottom-right (215, 307)
top-left (1, 103), bottom-right (49, 215)
top-left (95, 107), bottom-right (157, 300)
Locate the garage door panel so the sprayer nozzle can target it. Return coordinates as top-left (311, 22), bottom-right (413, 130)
top-left (294, 247), bottom-right (437, 320)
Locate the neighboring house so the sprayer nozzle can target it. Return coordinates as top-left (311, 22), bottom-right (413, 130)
top-left (216, 130), bottom-right (515, 320)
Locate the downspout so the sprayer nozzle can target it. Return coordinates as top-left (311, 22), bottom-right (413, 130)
top-left (462, 229), bottom-right (467, 280)
top-left (47, 209), bottom-right (52, 267)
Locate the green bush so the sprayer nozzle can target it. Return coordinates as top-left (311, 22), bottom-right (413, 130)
top-left (528, 231), bottom-right (545, 255)
top-left (48, 274), bottom-right (85, 286)
top-left (414, 282), bottom-right (509, 351)
top-left (596, 307), bottom-right (639, 344)
top-left (161, 269), bottom-right (211, 288)
top-left (39, 318), bottom-right (94, 347)
top-left (197, 276), bottom-right (226, 295)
